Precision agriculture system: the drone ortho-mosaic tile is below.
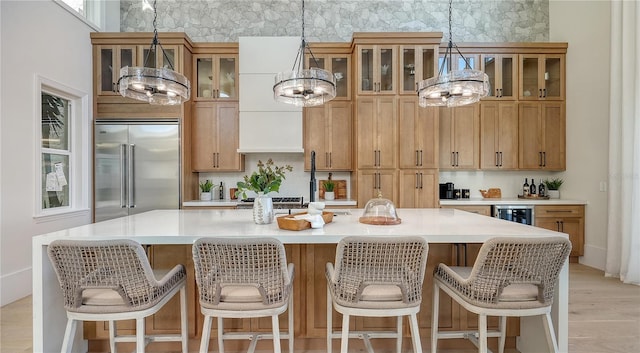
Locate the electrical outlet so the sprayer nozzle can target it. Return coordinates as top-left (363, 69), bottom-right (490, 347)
top-left (600, 181), bottom-right (607, 192)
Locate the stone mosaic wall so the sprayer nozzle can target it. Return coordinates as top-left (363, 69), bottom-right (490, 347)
top-left (120, 0), bottom-right (549, 43)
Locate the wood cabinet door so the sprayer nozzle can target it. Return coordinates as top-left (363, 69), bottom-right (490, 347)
top-left (305, 101), bottom-right (353, 171)
top-left (399, 97), bottom-right (438, 169)
top-left (399, 169), bottom-right (438, 208)
top-left (518, 102), bottom-right (542, 169)
top-left (215, 103), bottom-right (243, 170)
top-left (481, 54), bottom-right (517, 100)
top-left (519, 102), bottom-right (565, 170)
top-left (96, 45), bottom-right (136, 96)
top-left (439, 104), bottom-right (479, 169)
top-left (536, 205), bottom-right (584, 257)
top-left (356, 45), bottom-right (396, 95)
top-left (541, 102), bottom-right (566, 170)
top-left (327, 101), bottom-right (353, 170)
top-left (304, 106), bottom-right (329, 170)
top-left (357, 170), bottom-right (397, 206)
top-left (356, 97), bottom-right (396, 169)
top-left (192, 102), bottom-right (242, 171)
top-left (480, 102), bottom-right (518, 169)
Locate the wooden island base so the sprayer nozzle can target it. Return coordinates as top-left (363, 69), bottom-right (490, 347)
top-left (84, 244), bottom-right (519, 352)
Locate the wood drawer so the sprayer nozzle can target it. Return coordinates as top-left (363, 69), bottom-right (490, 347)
top-left (535, 205), bottom-right (584, 217)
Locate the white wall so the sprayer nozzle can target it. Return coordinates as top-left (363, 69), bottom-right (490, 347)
top-left (0, 1), bottom-right (94, 305)
top-left (549, 0), bottom-right (611, 269)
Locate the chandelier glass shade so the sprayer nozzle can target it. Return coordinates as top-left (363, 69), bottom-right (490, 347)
top-left (117, 0), bottom-right (190, 105)
top-left (417, 0), bottom-right (489, 108)
top-left (273, 0), bottom-right (336, 107)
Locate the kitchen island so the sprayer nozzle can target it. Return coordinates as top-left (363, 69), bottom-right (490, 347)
top-left (33, 208), bottom-right (568, 352)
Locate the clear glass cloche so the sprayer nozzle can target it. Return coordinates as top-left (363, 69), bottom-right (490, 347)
top-left (359, 192), bottom-right (401, 225)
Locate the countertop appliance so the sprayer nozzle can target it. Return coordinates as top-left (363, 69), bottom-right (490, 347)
top-left (493, 205), bottom-right (534, 225)
top-left (94, 120), bottom-right (180, 222)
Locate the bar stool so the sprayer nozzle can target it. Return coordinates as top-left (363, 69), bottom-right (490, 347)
top-left (47, 239), bottom-right (188, 353)
top-left (192, 237), bottom-right (294, 353)
top-left (431, 236), bottom-right (571, 353)
top-left (326, 236), bottom-right (428, 353)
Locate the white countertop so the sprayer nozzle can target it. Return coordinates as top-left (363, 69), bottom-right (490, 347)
top-left (440, 198), bottom-right (587, 206)
top-left (32, 208), bottom-right (569, 353)
top-left (182, 199), bottom-right (358, 207)
top-left (32, 208), bottom-right (564, 246)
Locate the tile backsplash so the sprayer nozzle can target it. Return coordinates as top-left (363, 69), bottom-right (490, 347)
top-left (198, 153), bottom-right (351, 201)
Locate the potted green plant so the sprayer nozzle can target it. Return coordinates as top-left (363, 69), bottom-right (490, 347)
top-left (199, 179), bottom-right (214, 201)
top-left (323, 180), bottom-right (336, 200)
top-left (236, 159), bottom-right (293, 224)
top-left (544, 178), bottom-right (564, 199)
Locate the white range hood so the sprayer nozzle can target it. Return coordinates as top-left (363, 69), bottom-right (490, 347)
top-left (238, 37), bottom-right (303, 153)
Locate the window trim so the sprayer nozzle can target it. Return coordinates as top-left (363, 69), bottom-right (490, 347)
top-left (53, 0), bottom-right (102, 31)
top-left (34, 75), bottom-right (90, 220)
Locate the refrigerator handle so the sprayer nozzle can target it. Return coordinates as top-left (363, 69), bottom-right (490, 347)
top-left (120, 144), bottom-right (127, 208)
top-left (128, 144), bottom-right (136, 208)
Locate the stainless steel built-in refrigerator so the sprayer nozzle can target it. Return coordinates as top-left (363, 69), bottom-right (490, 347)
top-left (94, 120), bottom-right (180, 222)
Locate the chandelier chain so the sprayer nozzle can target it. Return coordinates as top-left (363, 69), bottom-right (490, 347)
top-left (142, 0), bottom-right (175, 71)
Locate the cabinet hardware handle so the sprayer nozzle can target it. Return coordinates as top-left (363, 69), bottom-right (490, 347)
top-left (213, 153), bottom-right (216, 167)
top-left (543, 88), bottom-right (547, 98)
top-left (547, 210), bottom-right (573, 213)
top-left (420, 150), bottom-right (423, 166)
top-left (120, 144), bottom-right (126, 208)
top-left (416, 150), bottom-right (419, 167)
top-left (128, 144), bottom-right (135, 208)
top-left (500, 88), bottom-right (504, 97)
top-left (539, 151), bottom-right (543, 167)
top-left (499, 152), bottom-right (503, 167)
top-left (543, 152), bottom-right (546, 167)
top-left (419, 173), bottom-right (423, 189)
top-left (112, 82), bottom-right (116, 93)
top-left (415, 173), bottom-right (419, 189)
top-left (451, 152), bottom-right (455, 167)
top-left (495, 151), bottom-right (499, 167)
top-left (455, 152), bottom-right (459, 167)
top-left (329, 152), bottom-right (332, 168)
top-left (539, 88), bottom-right (543, 98)
top-left (556, 221), bottom-right (561, 231)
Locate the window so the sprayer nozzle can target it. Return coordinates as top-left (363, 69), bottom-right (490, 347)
top-left (36, 77), bottom-right (89, 219)
top-left (54, 0), bottom-right (108, 31)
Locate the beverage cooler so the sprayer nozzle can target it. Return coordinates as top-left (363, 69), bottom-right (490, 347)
top-left (492, 205), bottom-right (534, 225)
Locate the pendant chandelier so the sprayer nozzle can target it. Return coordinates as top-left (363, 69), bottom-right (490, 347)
top-left (273, 0), bottom-right (336, 107)
top-left (417, 0), bottom-right (489, 108)
top-left (117, 0), bottom-right (190, 105)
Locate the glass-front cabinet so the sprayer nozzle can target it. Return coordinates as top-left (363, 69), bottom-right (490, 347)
top-left (194, 54), bottom-right (238, 100)
top-left (139, 45), bottom-right (181, 71)
top-left (306, 54), bottom-right (351, 100)
top-left (356, 45), bottom-right (397, 95)
top-left (481, 54), bottom-right (517, 100)
top-left (519, 54), bottom-right (564, 100)
top-left (96, 45), bottom-right (136, 95)
top-left (399, 45), bottom-right (438, 95)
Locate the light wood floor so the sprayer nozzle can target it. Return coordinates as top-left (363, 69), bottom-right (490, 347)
top-left (2, 264), bottom-right (639, 353)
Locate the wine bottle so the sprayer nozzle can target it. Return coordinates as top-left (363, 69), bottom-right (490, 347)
top-left (530, 178), bottom-right (537, 195)
top-left (538, 180), bottom-right (546, 197)
top-left (219, 182), bottom-right (224, 200)
top-left (523, 178), bottom-right (530, 197)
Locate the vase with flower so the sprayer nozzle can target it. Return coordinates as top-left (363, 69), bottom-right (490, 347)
top-left (236, 159), bottom-right (293, 224)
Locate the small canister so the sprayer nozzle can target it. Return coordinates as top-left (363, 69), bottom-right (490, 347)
top-left (453, 189), bottom-right (461, 199)
top-left (462, 189), bottom-right (470, 198)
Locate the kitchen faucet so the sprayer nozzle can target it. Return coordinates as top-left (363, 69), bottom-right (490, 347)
top-left (310, 150), bottom-right (316, 202)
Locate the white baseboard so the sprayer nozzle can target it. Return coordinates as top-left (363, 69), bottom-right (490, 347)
top-left (1, 267), bottom-right (32, 306)
top-left (580, 244), bottom-right (607, 271)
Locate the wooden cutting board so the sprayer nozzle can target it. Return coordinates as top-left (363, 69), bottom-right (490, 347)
top-left (319, 180), bottom-right (347, 199)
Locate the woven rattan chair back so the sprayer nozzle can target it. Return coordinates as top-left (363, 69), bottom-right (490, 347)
top-left (192, 237), bottom-right (291, 307)
top-left (47, 239), bottom-right (184, 313)
top-left (328, 236), bottom-right (428, 307)
top-left (437, 236), bottom-right (571, 307)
